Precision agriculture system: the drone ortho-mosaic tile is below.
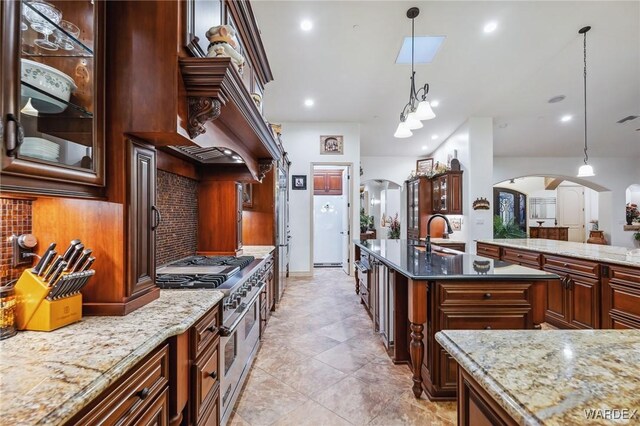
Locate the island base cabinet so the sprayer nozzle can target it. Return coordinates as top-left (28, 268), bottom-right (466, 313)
top-left (602, 264), bottom-right (640, 329)
top-left (458, 368), bottom-right (517, 426)
top-left (136, 388), bottom-right (169, 426)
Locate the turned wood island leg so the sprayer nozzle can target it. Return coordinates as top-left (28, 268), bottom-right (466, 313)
top-left (408, 278), bottom-right (428, 398)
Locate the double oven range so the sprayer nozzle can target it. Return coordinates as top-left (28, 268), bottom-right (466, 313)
top-left (157, 254), bottom-right (273, 425)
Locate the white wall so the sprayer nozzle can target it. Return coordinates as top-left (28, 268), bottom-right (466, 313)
top-left (494, 156), bottom-right (638, 247)
top-left (282, 122), bottom-right (360, 274)
top-left (431, 118), bottom-right (494, 253)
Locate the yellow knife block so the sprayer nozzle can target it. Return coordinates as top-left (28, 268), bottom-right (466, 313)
top-left (14, 270), bottom-right (82, 331)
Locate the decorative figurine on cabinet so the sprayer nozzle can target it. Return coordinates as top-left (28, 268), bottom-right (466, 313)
top-left (205, 25), bottom-right (245, 74)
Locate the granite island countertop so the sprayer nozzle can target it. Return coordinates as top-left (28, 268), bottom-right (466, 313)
top-left (0, 289), bottom-right (224, 426)
top-left (355, 239), bottom-right (558, 280)
top-left (436, 329), bottom-right (640, 425)
top-left (242, 245), bottom-right (275, 259)
top-left (476, 238), bottom-right (640, 268)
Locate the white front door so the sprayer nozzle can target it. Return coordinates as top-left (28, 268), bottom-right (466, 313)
top-left (557, 186), bottom-right (585, 242)
top-left (342, 167), bottom-right (350, 275)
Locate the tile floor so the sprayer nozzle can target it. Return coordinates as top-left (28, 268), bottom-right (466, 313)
top-left (229, 268), bottom-right (456, 425)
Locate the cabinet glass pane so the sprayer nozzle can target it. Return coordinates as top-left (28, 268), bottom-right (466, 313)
top-left (18, 0), bottom-right (95, 171)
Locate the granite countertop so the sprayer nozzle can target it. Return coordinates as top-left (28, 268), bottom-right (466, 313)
top-left (355, 239), bottom-right (558, 280)
top-left (476, 239), bottom-right (640, 268)
top-left (0, 289), bottom-right (224, 426)
top-left (436, 330), bottom-right (640, 425)
top-left (242, 245), bottom-right (275, 259)
top-left (419, 237), bottom-right (466, 245)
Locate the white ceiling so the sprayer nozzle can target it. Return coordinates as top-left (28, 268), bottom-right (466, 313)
top-left (252, 1), bottom-right (640, 158)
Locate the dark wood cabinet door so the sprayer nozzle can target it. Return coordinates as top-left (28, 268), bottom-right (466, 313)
top-left (326, 172), bottom-right (342, 194)
top-left (568, 275), bottom-right (599, 329)
top-left (545, 276), bottom-right (569, 326)
top-left (313, 174), bottom-right (326, 194)
top-left (449, 172), bottom-right (463, 214)
top-left (128, 140), bottom-right (156, 297)
top-left (236, 183), bottom-right (243, 250)
top-left (313, 171), bottom-right (342, 195)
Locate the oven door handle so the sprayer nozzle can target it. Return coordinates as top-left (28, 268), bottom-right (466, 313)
top-left (219, 284), bottom-right (264, 337)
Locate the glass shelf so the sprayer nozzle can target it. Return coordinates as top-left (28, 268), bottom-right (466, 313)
top-left (21, 81), bottom-right (93, 119)
top-left (21, 1), bottom-right (93, 58)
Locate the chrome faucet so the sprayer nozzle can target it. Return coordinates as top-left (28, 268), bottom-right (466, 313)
top-left (425, 214), bottom-right (454, 254)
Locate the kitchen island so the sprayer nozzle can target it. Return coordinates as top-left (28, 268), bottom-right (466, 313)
top-left (0, 290), bottom-right (224, 425)
top-left (354, 239), bottom-right (559, 400)
top-left (436, 329), bottom-right (640, 425)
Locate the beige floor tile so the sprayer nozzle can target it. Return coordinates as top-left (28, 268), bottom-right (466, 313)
top-left (272, 358), bottom-right (348, 397)
top-left (397, 390), bottom-right (457, 424)
top-left (315, 320), bottom-right (368, 342)
top-left (313, 376), bottom-right (396, 425)
top-left (368, 398), bottom-right (453, 425)
top-left (227, 410), bottom-right (251, 426)
top-left (234, 374), bottom-right (308, 426)
top-left (287, 332), bottom-right (342, 356)
top-left (271, 399), bottom-right (353, 426)
top-left (254, 343), bottom-right (308, 374)
top-left (352, 359), bottom-right (413, 395)
top-left (313, 342), bottom-right (375, 373)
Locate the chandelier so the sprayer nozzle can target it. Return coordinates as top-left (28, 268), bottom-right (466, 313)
top-left (577, 25), bottom-right (594, 177)
top-left (394, 7), bottom-right (436, 139)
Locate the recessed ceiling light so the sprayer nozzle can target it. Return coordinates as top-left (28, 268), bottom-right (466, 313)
top-left (223, 149), bottom-right (232, 155)
top-left (560, 115), bottom-right (572, 122)
top-left (430, 100), bottom-right (440, 107)
top-left (431, 135), bottom-right (438, 140)
top-left (304, 98), bottom-right (314, 107)
top-left (483, 21), bottom-right (498, 33)
top-left (548, 95), bottom-right (566, 103)
top-left (421, 146), bottom-right (428, 150)
top-left (300, 19), bottom-right (313, 31)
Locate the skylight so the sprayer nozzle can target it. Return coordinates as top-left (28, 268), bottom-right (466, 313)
top-left (395, 36), bottom-right (446, 64)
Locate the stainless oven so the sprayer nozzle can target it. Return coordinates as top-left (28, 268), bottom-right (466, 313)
top-left (219, 275), bottom-right (265, 425)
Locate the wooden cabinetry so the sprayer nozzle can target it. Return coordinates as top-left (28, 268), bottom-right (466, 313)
top-left (260, 255), bottom-right (275, 336)
top-left (529, 227), bottom-right (569, 241)
top-left (432, 171), bottom-right (463, 215)
top-left (435, 242), bottom-right (466, 252)
top-left (406, 177), bottom-right (432, 241)
top-left (128, 141), bottom-right (157, 296)
top-left (458, 368), bottom-right (517, 426)
top-left (313, 170), bottom-right (342, 195)
top-left (542, 255), bottom-right (600, 329)
top-left (476, 242), bottom-right (501, 260)
top-left (71, 344), bottom-right (170, 425)
top-left (601, 264), bottom-right (640, 329)
top-left (1, 0), bottom-right (105, 198)
top-left (198, 181), bottom-right (243, 255)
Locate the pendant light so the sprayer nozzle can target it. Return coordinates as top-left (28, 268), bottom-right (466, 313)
top-left (577, 26), bottom-right (595, 177)
top-left (394, 7), bottom-right (435, 138)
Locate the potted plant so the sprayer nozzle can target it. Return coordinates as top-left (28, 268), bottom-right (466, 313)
top-left (634, 231), bottom-right (640, 245)
top-left (493, 215), bottom-right (527, 239)
top-left (388, 213), bottom-right (401, 239)
top-left (626, 203), bottom-right (639, 225)
top-left (360, 208), bottom-right (370, 233)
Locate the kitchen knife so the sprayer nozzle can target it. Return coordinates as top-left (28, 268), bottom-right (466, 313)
top-left (81, 256), bottom-right (95, 272)
top-left (42, 256), bottom-right (63, 282)
top-left (66, 272), bottom-right (83, 295)
top-left (37, 249), bottom-right (57, 277)
top-left (33, 242), bottom-right (56, 275)
top-left (48, 261), bottom-right (67, 286)
top-left (65, 244), bottom-right (84, 271)
top-left (70, 249), bottom-right (92, 273)
top-left (47, 275), bottom-right (66, 300)
top-left (61, 239), bottom-right (82, 262)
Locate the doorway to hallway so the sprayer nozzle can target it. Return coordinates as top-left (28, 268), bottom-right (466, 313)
top-left (312, 164), bottom-right (351, 275)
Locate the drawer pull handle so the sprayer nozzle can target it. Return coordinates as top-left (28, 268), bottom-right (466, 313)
top-left (484, 293), bottom-right (492, 299)
top-left (563, 263), bottom-right (569, 268)
top-left (484, 326), bottom-right (492, 330)
top-left (207, 325), bottom-right (218, 334)
top-left (517, 254), bottom-right (522, 258)
top-left (208, 371), bottom-right (218, 380)
top-left (137, 387), bottom-right (151, 400)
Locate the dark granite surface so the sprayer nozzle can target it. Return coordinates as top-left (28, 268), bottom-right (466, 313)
top-left (355, 239), bottom-right (558, 280)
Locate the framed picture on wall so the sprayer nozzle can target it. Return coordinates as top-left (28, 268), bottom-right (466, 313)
top-left (320, 135), bottom-right (344, 155)
top-left (242, 183), bottom-right (253, 208)
top-left (416, 158), bottom-right (434, 176)
top-left (292, 175), bottom-right (307, 190)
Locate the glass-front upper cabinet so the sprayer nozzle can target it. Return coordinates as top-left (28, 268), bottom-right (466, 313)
top-left (1, 0), bottom-right (104, 196)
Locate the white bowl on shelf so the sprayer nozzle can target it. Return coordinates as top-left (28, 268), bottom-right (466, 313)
top-left (20, 58), bottom-right (77, 113)
top-left (21, 137), bottom-right (60, 161)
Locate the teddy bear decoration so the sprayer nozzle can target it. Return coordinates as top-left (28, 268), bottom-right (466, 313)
top-left (205, 25), bottom-right (245, 74)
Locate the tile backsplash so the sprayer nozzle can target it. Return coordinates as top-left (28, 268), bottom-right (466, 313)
top-left (156, 170), bottom-right (198, 266)
top-left (1, 198), bottom-right (33, 285)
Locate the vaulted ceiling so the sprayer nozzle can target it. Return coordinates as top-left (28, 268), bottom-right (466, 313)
top-left (252, 1), bottom-right (640, 158)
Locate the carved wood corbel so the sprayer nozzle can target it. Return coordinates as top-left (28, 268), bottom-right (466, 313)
top-left (257, 159), bottom-right (274, 181)
top-left (187, 97), bottom-right (221, 139)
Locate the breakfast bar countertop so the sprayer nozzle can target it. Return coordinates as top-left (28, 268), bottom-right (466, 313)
top-left (435, 329), bottom-right (640, 425)
top-left (476, 238), bottom-right (640, 268)
top-left (0, 289), bottom-right (224, 426)
top-left (355, 239), bottom-right (558, 280)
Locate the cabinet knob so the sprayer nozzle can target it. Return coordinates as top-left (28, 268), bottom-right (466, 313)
top-left (484, 326), bottom-right (492, 330)
top-left (517, 254), bottom-right (522, 258)
top-left (137, 387), bottom-right (151, 400)
top-left (563, 263), bottom-right (569, 268)
top-left (208, 371), bottom-right (218, 380)
top-left (483, 293), bottom-right (492, 299)
top-left (207, 325), bottom-right (218, 334)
